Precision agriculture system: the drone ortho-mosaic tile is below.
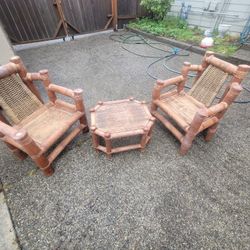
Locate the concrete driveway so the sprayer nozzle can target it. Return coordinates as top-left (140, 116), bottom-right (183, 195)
top-left (0, 31), bottom-right (250, 249)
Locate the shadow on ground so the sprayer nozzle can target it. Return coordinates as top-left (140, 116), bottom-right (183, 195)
top-left (0, 32), bottom-right (250, 249)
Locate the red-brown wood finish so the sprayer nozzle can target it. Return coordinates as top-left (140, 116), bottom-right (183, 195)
top-left (90, 98), bottom-right (155, 157)
top-left (151, 51), bottom-right (250, 155)
top-left (0, 56), bottom-right (89, 176)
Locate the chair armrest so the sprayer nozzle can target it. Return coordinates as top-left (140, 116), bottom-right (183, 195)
top-left (48, 84), bottom-right (75, 98)
top-left (154, 62), bottom-right (202, 99)
top-left (26, 71), bottom-right (79, 99)
top-left (152, 76), bottom-right (184, 101)
top-left (188, 64), bottom-right (203, 72)
top-left (207, 102), bottom-right (228, 117)
top-left (26, 71), bottom-right (75, 98)
top-left (26, 70), bottom-right (85, 114)
top-left (25, 72), bottom-right (44, 81)
top-left (48, 84), bottom-right (85, 113)
top-left (156, 75), bottom-right (184, 89)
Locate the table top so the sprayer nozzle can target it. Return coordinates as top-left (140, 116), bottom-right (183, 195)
top-left (90, 98), bottom-right (154, 136)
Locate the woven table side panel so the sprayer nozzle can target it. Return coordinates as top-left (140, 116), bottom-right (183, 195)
top-left (0, 74), bottom-right (43, 124)
top-left (188, 65), bottom-right (228, 107)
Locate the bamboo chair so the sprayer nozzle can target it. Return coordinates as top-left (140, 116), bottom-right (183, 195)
top-left (0, 56), bottom-right (88, 176)
top-left (151, 51), bottom-right (250, 155)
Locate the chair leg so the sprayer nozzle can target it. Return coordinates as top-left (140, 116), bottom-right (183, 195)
top-left (180, 132), bottom-right (195, 155)
top-left (180, 109), bottom-right (208, 155)
top-left (105, 133), bottom-right (112, 158)
top-left (14, 131), bottom-right (54, 176)
top-left (73, 89), bottom-right (89, 133)
top-left (205, 124), bottom-right (218, 142)
top-left (34, 155), bottom-right (54, 176)
top-left (150, 103), bottom-right (158, 113)
top-left (5, 142), bottom-right (28, 160)
top-left (80, 117), bottom-right (89, 133)
top-left (91, 127), bottom-right (99, 152)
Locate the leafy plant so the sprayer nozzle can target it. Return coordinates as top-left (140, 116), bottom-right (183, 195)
top-left (140, 0), bottom-right (174, 20)
top-left (128, 17), bottom-right (239, 56)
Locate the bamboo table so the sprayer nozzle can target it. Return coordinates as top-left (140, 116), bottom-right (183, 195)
top-left (90, 98), bottom-right (155, 157)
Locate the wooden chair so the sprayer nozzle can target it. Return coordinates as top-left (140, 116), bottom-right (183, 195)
top-left (151, 51), bottom-right (250, 155)
top-left (0, 56), bottom-right (88, 176)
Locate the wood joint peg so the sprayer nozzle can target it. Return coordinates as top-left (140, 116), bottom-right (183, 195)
top-left (13, 130), bottom-right (28, 142)
top-left (149, 117), bottom-right (156, 122)
top-left (183, 62), bottom-right (191, 67)
top-left (104, 132), bottom-right (111, 139)
top-left (73, 88), bottom-right (83, 99)
top-left (90, 126), bottom-right (97, 132)
top-left (39, 69), bottom-right (49, 80)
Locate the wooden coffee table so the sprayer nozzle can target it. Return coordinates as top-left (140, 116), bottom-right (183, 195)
top-left (90, 98), bottom-right (155, 157)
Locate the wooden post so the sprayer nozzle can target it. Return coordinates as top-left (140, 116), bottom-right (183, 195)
top-left (74, 89), bottom-right (89, 133)
top-left (141, 116), bottom-right (155, 150)
top-left (151, 82), bottom-right (163, 112)
top-left (140, 128), bottom-right (149, 150)
top-left (232, 65), bottom-right (250, 83)
top-left (179, 62), bottom-right (191, 93)
top-left (205, 82), bottom-right (242, 142)
top-left (104, 132), bottom-right (112, 158)
top-left (180, 109), bottom-right (208, 155)
top-left (53, 0), bottom-right (68, 38)
top-left (53, 0), bottom-right (80, 38)
top-left (90, 126), bottom-right (99, 151)
top-left (39, 70), bottom-right (57, 103)
top-left (13, 130), bottom-right (54, 176)
top-left (111, 0), bottom-right (118, 31)
top-left (219, 64), bottom-right (250, 102)
top-left (148, 117), bottom-right (156, 138)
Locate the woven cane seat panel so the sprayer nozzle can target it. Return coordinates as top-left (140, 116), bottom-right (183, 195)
top-left (21, 106), bottom-right (73, 144)
top-left (94, 101), bottom-right (151, 134)
top-left (0, 74), bottom-right (43, 124)
top-left (160, 92), bottom-right (204, 126)
top-left (189, 65), bottom-right (228, 107)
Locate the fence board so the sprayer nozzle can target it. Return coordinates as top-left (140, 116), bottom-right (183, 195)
top-left (0, 0), bottom-right (144, 43)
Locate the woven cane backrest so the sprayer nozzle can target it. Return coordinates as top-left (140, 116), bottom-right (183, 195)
top-left (0, 74), bottom-right (43, 124)
top-left (188, 65), bottom-right (228, 107)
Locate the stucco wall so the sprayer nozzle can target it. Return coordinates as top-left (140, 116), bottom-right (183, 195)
top-left (0, 24), bottom-right (14, 65)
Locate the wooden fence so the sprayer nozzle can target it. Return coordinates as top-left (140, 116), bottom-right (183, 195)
top-left (0, 0), bottom-right (145, 43)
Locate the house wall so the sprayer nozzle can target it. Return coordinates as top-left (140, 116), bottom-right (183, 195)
top-left (169, 0), bottom-right (250, 35)
top-left (0, 24), bottom-right (14, 65)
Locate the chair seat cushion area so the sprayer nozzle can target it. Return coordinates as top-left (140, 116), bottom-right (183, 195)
top-left (15, 103), bottom-right (83, 151)
top-left (153, 91), bottom-right (206, 131)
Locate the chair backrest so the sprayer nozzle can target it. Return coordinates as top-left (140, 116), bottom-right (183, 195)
top-left (188, 64), bottom-right (228, 106)
top-left (187, 52), bottom-right (250, 107)
top-left (0, 74), bottom-right (43, 124)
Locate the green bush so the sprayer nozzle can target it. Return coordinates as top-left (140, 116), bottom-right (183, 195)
top-left (140, 0), bottom-right (174, 20)
top-left (128, 17), bottom-right (239, 56)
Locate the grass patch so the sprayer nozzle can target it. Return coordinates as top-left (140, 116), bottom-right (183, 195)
top-left (128, 17), bottom-right (239, 56)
